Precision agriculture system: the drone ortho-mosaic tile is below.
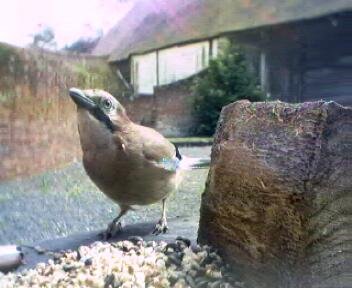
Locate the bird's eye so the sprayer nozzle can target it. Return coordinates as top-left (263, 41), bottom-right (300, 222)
top-left (102, 99), bottom-right (112, 110)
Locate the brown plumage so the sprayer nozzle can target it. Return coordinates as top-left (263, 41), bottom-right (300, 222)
top-left (69, 88), bottom-right (183, 238)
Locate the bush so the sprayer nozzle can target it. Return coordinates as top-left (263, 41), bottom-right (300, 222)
top-left (192, 44), bottom-right (264, 136)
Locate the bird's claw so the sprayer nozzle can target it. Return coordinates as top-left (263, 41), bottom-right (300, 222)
top-left (152, 218), bottom-right (168, 235)
top-left (99, 221), bottom-right (123, 240)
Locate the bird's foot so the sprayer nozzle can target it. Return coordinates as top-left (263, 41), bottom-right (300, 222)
top-left (152, 218), bottom-right (168, 235)
top-left (99, 221), bottom-right (123, 240)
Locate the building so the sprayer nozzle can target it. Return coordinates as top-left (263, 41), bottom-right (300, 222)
top-left (94, 0), bottom-right (352, 105)
top-left (94, 0), bottom-right (222, 95)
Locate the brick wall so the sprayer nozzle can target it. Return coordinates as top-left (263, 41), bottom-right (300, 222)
top-left (0, 43), bottom-right (123, 181)
top-left (122, 75), bottom-right (198, 137)
top-left (154, 76), bottom-right (197, 136)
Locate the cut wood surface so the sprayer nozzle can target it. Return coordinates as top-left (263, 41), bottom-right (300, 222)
top-left (198, 100), bottom-right (352, 288)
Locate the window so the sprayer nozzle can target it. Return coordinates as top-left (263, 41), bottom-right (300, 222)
top-left (130, 41), bottom-right (214, 94)
top-left (158, 41), bottom-right (210, 86)
top-left (131, 52), bottom-right (157, 95)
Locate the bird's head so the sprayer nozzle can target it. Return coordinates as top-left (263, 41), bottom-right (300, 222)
top-left (69, 88), bottom-right (129, 133)
top-left (69, 88), bottom-right (130, 150)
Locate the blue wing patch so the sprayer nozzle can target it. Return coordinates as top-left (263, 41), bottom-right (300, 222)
top-left (159, 157), bottom-right (180, 171)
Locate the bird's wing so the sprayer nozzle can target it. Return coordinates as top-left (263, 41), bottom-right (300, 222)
top-left (139, 126), bottom-right (176, 162)
top-left (115, 124), bottom-right (179, 170)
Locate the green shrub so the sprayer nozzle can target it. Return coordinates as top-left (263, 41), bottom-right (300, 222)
top-left (0, 44), bottom-right (23, 74)
top-left (192, 44), bottom-right (264, 136)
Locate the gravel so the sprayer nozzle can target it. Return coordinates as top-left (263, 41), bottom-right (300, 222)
top-left (0, 237), bottom-right (243, 288)
top-left (0, 146), bottom-right (211, 245)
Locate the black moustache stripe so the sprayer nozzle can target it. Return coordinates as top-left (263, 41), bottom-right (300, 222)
top-left (89, 107), bottom-right (116, 133)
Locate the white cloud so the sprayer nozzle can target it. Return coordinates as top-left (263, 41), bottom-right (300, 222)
top-left (0, 0), bottom-right (135, 48)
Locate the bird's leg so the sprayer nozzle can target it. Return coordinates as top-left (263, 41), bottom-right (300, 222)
top-left (101, 205), bottom-right (129, 240)
top-left (153, 199), bottom-right (169, 235)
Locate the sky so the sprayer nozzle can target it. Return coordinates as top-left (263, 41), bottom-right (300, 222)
top-left (0, 0), bottom-right (136, 49)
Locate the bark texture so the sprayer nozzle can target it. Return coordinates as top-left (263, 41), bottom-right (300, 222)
top-left (198, 100), bottom-right (352, 288)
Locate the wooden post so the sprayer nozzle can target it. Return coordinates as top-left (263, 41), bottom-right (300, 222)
top-left (199, 100), bottom-right (352, 288)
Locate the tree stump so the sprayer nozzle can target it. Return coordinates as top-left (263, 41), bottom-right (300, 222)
top-left (198, 100), bottom-right (352, 288)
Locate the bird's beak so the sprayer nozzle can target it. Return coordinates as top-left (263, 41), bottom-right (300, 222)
top-left (69, 88), bottom-right (96, 110)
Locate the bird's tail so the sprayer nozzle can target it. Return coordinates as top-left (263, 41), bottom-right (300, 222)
top-left (179, 156), bottom-right (211, 170)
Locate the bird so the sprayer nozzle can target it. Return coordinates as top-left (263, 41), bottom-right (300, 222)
top-left (68, 88), bottom-right (209, 239)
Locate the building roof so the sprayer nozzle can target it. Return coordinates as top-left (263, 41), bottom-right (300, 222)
top-left (93, 0), bottom-right (352, 62)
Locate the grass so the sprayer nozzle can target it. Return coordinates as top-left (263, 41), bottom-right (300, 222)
top-left (39, 176), bottom-right (52, 195)
top-left (0, 194), bottom-right (9, 204)
top-left (167, 137), bottom-right (213, 145)
top-left (66, 183), bottom-right (86, 198)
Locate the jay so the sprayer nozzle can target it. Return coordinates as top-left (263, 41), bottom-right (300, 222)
top-left (69, 88), bottom-right (208, 238)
